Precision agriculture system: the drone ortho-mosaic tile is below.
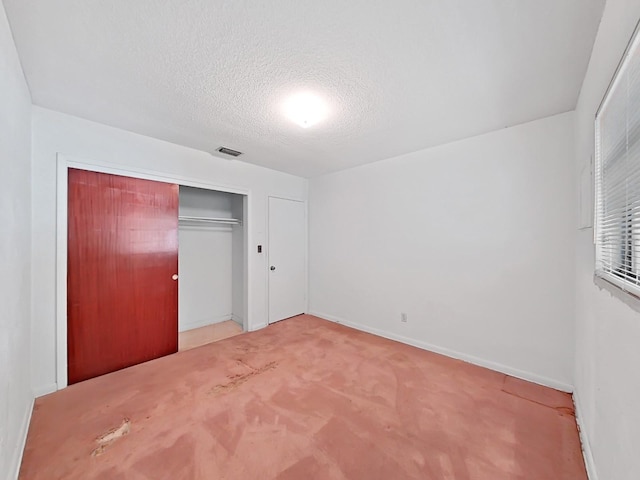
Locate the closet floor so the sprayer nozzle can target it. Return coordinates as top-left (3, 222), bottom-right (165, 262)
top-left (178, 320), bottom-right (243, 351)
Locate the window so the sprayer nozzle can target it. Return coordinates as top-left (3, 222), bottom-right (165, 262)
top-left (595, 24), bottom-right (640, 296)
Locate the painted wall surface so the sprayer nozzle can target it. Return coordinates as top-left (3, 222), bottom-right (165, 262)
top-left (31, 107), bottom-right (307, 395)
top-left (309, 112), bottom-right (576, 389)
top-left (231, 194), bottom-right (246, 326)
top-left (178, 187), bottom-right (239, 332)
top-left (0, 3), bottom-right (33, 478)
top-left (573, 1), bottom-right (640, 479)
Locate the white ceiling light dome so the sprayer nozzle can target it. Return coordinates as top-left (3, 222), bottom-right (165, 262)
top-left (282, 91), bottom-right (329, 128)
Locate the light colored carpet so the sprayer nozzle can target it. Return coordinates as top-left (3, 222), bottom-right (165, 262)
top-left (20, 315), bottom-right (586, 479)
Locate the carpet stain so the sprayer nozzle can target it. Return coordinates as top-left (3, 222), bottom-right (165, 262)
top-left (210, 361), bottom-right (277, 395)
top-left (91, 418), bottom-right (131, 457)
top-left (555, 406), bottom-right (576, 417)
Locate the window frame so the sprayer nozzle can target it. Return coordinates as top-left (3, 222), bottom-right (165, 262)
top-left (594, 19), bottom-right (640, 298)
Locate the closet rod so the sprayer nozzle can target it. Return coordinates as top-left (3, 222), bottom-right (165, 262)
top-left (178, 215), bottom-right (242, 225)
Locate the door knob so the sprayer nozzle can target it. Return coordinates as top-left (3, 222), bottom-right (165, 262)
top-left (270, 266), bottom-right (276, 271)
top-left (172, 274), bottom-right (179, 280)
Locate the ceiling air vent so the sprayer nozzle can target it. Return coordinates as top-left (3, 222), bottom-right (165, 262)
top-left (217, 146), bottom-right (243, 157)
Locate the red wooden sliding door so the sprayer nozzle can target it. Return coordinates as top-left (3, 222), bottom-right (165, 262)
top-left (67, 168), bottom-right (179, 384)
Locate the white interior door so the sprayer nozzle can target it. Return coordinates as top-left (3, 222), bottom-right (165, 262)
top-left (268, 197), bottom-right (306, 323)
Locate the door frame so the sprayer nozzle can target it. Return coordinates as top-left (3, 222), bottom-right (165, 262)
top-left (266, 195), bottom-right (308, 324)
top-left (56, 153), bottom-right (252, 389)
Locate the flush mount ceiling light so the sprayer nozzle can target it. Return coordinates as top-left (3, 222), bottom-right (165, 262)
top-left (282, 91), bottom-right (329, 128)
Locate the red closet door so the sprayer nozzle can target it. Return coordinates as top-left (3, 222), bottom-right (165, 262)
top-left (67, 168), bottom-right (179, 384)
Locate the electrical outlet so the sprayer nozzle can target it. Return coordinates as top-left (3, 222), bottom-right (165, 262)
top-left (401, 312), bottom-right (408, 323)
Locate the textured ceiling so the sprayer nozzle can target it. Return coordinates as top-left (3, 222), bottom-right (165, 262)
top-left (4, 0), bottom-right (605, 177)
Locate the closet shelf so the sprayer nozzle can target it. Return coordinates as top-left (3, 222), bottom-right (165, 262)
top-left (178, 215), bottom-right (242, 225)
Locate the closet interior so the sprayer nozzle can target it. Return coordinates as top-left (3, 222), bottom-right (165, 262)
top-left (178, 185), bottom-right (246, 350)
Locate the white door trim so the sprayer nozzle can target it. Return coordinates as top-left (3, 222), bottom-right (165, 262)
top-left (55, 153), bottom-right (252, 389)
top-left (266, 195), bottom-right (308, 324)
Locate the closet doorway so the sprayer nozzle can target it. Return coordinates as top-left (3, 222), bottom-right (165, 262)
top-left (177, 186), bottom-right (246, 351)
top-left (63, 162), bottom-right (248, 386)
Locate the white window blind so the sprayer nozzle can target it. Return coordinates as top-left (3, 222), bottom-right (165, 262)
top-left (595, 24), bottom-right (640, 296)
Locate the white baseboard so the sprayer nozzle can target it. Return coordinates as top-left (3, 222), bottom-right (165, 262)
top-left (9, 395), bottom-right (34, 480)
top-left (33, 383), bottom-right (58, 398)
top-left (231, 314), bottom-right (244, 328)
top-left (574, 392), bottom-right (598, 480)
top-left (249, 322), bottom-right (267, 332)
top-left (309, 311), bottom-right (574, 393)
top-left (179, 313), bottom-right (232, 333)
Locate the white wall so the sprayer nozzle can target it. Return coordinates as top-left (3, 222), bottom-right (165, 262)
top-left (0, 2), bottom-right (33, 478)
top-left (231, 194), bottom-right (246, 326)
top-left (31, 107), bottom-right (307, 395)
top-left (309, 112), bottom-right (576, 389)
top-left (178, 187), bottom-right (239, 332)
top-left (574, 1), bottom-right (640, 479)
